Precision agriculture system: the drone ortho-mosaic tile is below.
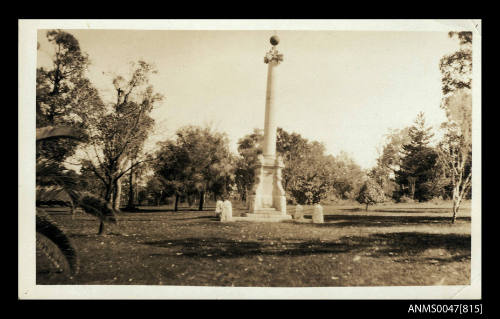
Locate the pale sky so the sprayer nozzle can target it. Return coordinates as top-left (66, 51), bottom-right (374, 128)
top-left (37, 30), bottom-right (460, 169)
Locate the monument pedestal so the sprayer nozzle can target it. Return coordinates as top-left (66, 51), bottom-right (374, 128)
top-left (239, 155), bottom-right (291, 222)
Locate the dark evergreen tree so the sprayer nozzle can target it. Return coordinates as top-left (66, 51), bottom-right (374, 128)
top-left (395, 112), bottom-right (439, 202)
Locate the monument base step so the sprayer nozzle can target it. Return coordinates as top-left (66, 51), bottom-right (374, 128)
top-left (232, 213), bottom-right (292, 223)
top-left (245, 209), bottom-right (286, 217)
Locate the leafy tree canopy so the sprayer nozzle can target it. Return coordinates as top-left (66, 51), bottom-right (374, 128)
top-left (153, 125), bottom-right (235, 210)
top-left (356, 178), bottom-right (386, 210)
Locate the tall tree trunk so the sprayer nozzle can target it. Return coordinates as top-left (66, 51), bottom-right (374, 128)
top-left (366, 203), bottom-right (369, 211)
top-left (174, 193), bottom-right (179, 212)
top-left (98, 220), bottom-right (105, 235)
top-left (198, 191), bottom-right (205, 211)
top-left (113, 178), bottom-right (122, 211)
top-left (104, 184), bottom-right (112, 203)
top-left (451, 186), bottom-right (462, 224)
top-left (126, 167), bottom-right (135, 209)
top-left (451, 201), bottom-right (458, 224)
top-left (408, 177), bottom-right (416, 200)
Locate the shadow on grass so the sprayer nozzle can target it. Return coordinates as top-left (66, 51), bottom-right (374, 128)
top-left (321, 214), bottom-right (470, 227)
top-left (328, 207), bottom-right (457, 214)
top-left (173, 215), bottom-right (219, 221)
top-left (352, 232), bottom-right (470, 257)
top-left (371, 208), bottom-right (452, 213)
top-left (133, 207), bottom-right (216, 213)
top-left (144, 237), bottom-right (353, 258)
top-left (143, 232), bottom-right (470, 263)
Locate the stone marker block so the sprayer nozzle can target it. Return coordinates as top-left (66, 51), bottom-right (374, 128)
top-left (220, 200), bottom-right (233, 222)
top-left (294, 204), bottom-right (304, 220)
top-left (215, 200), bottom-right (223, 217)
top-left (312, 204), bottom-right (324, 224)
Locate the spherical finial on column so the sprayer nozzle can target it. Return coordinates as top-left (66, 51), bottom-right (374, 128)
top-left (270, 35), bottom-right (280, 46)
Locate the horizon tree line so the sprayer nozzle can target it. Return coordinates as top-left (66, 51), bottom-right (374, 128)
top-left (36, 29), bottom-right (473, 223)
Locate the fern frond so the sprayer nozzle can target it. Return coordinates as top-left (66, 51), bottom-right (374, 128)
top-left (36, 126), bottom-right (81, 141)
top-left (36, 209), bottom-right (79, 275)
top-left (74, 192), bottom-right (118, 224)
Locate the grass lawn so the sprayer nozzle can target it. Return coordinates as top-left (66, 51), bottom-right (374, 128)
top-left (36, 201), bottom-right (471, 287)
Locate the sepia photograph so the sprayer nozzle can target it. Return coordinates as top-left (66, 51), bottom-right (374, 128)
top-left (19, 19), bottom-right (481, 299)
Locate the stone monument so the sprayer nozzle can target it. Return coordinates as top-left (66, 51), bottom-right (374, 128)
top-left (312, 204), bottom-right (324, 224)
top-left (243, 35), bottom-right (291, 222)
top-left (215, 200), bottom-right (224, 217)
top-left (220, 200), bottom-right (233, 222)
top-left (293, 204), bottom-right (304, 220)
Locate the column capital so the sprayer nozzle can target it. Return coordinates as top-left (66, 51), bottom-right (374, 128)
top-left (264, 47), bottom-right (284, 65)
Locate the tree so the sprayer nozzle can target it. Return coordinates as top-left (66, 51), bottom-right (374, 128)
top-left (37, 30), bottom-right (90, 127)
top-left (153, 126), bottom-right (235, 211)
top-left (287, 142), bottom-right (334, 205)
top-left (331, 151), bottom-right (366, 200)
top-left (276, 127), bottom-right (310, 192)
top-left (143, 176), bottom-right (167, 206)
top-left (123, 159), bottom-right (148, 210)
top-left (36, 30), bottom-right (103, 163)
top-left (439, 32), bottom-right (472, 97)
top-left (356, 178), bottom-right (386, 211)
top-left (152, 140), bottom-right (190, 211)
top-left (36, 30), bottom-right (104, 201)
top-left (395, 112), bottom-right (439, 202)
top-left (234, 129), bottom-right (264, 201)
top-left (437, 31), bottom-right (473, 223)
top-left (81, 61), bottom-right (163, 210)
top-left (437, 89), bottom-right (472, 223)
top-left (370, 127), bottom-right (410, 198)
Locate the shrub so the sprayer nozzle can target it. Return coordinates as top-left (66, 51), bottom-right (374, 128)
top-left (398, 195), bottom-right (415, 204)
top-left (356, 179), bottom-right (386, 210)
top-left (430, 196), bottom-right (445, 205)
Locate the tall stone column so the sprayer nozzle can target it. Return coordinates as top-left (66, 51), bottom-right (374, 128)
top-left (263, 57), bottom-right (278, 157)
top-left (245, 36), bottom-right (290, 221)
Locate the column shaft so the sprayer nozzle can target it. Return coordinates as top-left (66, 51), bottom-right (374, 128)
top-left (263, 61), bottom-right (278, 157)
